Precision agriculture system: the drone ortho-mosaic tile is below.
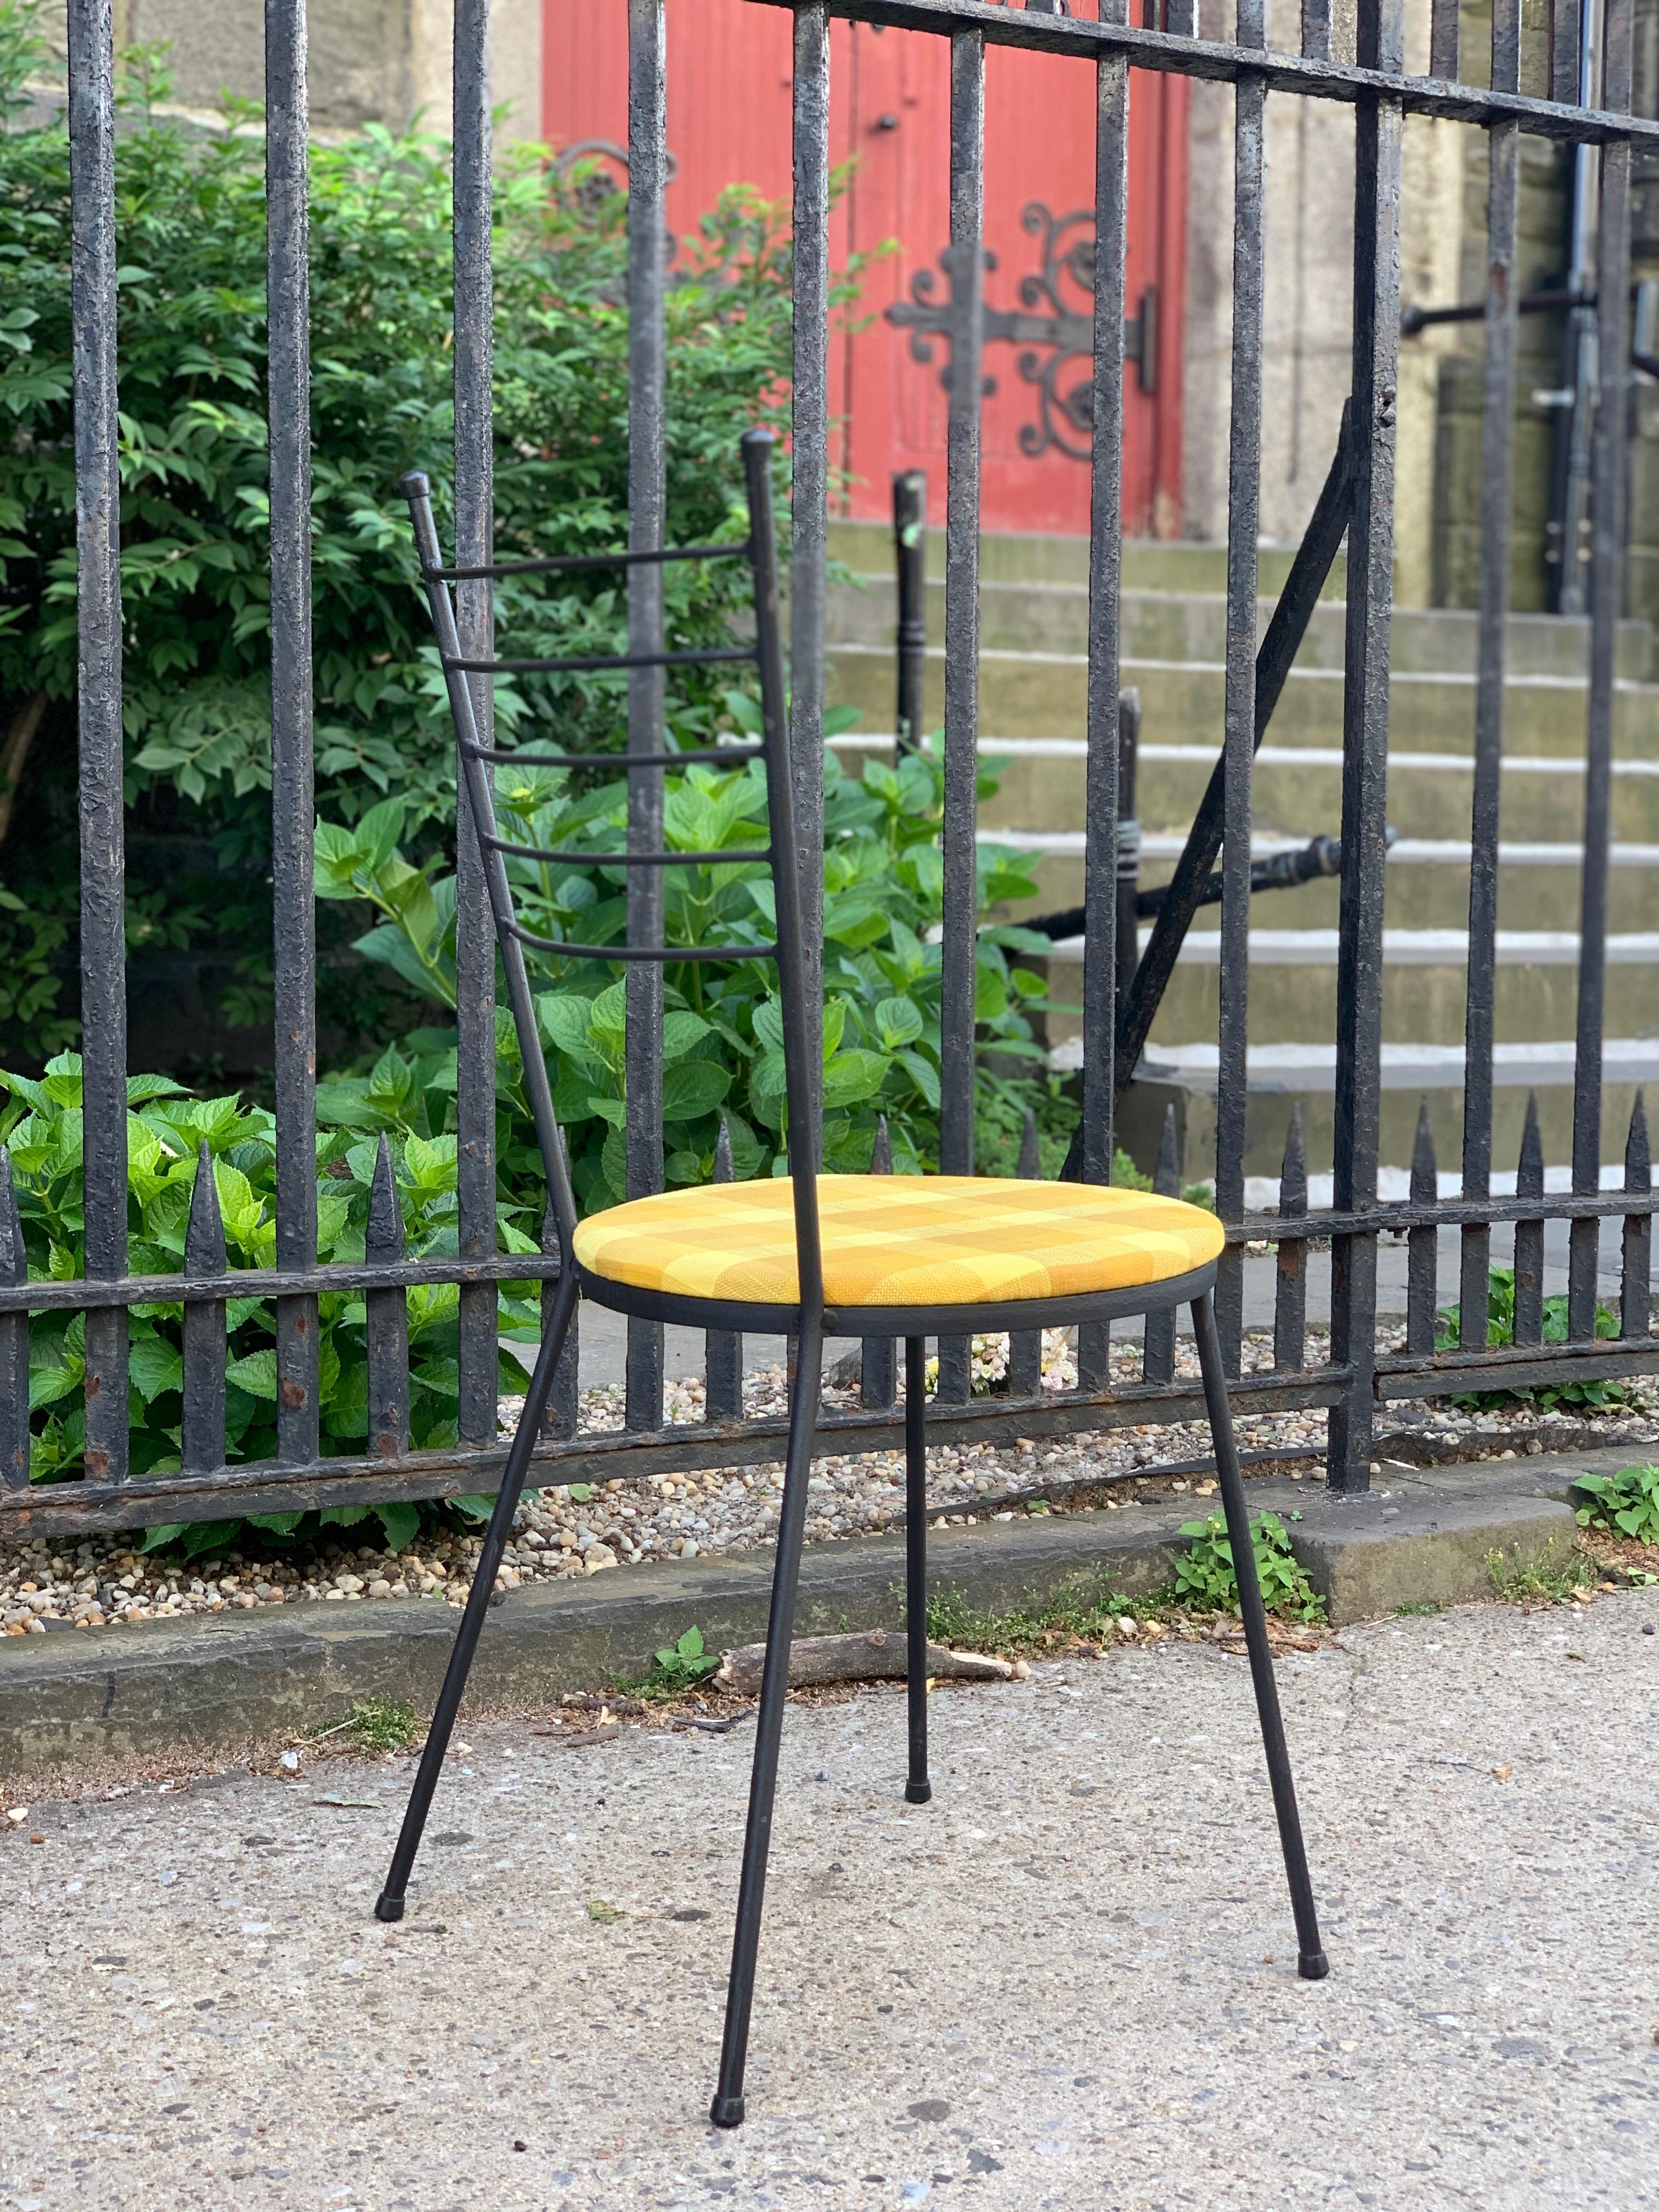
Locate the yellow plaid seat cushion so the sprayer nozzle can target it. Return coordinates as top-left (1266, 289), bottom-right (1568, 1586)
top-left (571, 1175), bottom-right (1224, 1309)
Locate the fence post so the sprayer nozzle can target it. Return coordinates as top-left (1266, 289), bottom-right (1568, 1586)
top-left (453, 0), bottom-right (501, 1449)
top-left (1328, 0), bottom-right (1403, 1495)
top-left (180, 1147), bottom-right (228, 1475)
top-left (625, 0), bottom-right (668, 1429)
top-left (893, 470), bottom-right (927, 756)
top-left (68, 0), bottom-right (129, 1483)
top-left (793, 6), bottom-right (831, 1163)
top-left (934, 26), bottom-right (985, 1408)
top-left (1074, 25), bottom-right (1128, 1395)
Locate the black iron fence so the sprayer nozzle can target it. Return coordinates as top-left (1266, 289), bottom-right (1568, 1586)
top-left (2, 0), bottom-right (1655, 1542)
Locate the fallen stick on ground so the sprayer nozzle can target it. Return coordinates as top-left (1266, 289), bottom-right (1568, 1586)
top-left (716, 1629), bottom-right (1028, 1698)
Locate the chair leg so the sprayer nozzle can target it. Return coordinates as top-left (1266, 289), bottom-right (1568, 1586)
top-left (710, 1313), bottom-right (824, 2130)
top-left (904, 1336), bottom-right (932, 1805)
top-left (1190, 1292), bottom-right (1330, 1981)
top-left (374, 1269), bottom-right (579, 1924)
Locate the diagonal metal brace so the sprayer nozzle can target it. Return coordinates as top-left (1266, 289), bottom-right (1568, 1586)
top-left (1058, 399), bottom-right (1358, 1181)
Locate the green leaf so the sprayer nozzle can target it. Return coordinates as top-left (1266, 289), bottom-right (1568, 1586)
top-left (662, 1057), bottom-right (732, 1124)
top-left (820, 1051), bottom-right (890, 1111)
top-left (874, 995), bottom-right (923, 1048)
top-left (138, 1522), bottom-right (189, 1553)
top-left (374, 1502), bottom-right (421, 1553)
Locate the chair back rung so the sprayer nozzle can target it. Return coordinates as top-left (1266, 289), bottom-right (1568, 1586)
top-left (398, 431), bottom-right (820, 1305)
top-left (428, 539), bottom-right (752, 583)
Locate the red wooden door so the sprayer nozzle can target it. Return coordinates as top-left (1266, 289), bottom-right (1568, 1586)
top-left (541, 2), bottom-right (1186, 537)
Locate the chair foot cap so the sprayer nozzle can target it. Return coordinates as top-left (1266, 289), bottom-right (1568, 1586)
top-left (374, 1893), bottom-right (405, 1924)
top-left (904, 1780), bottom-right (933, 1805)
top-left (709, 2093), bottom-right (746, 2130)
top-left (1298, 1949), bottom-right (1330, 1981)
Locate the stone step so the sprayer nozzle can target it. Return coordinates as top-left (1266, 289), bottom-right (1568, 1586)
top-left (826, 520), bottom-right (1347, 596)
top-left (983, 832), bottom-right (1659, 934)
top-left (828, 573), bottom-right (1657, 682)
top-left (1030, 926), bottom-right (1658, 1048)
top-left (831, 732), bottom-right (1659, 843)
top-left (826, 641), bottom-right (1659, 760)
top-left (1097, 1038), bottom-right (1659, 1183)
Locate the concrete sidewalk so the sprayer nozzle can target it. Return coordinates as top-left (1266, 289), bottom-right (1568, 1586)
top-left (3, 1591), bottom-right (1656, 2211)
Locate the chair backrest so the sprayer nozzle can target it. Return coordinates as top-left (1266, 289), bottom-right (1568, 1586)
top-left (399, 429), bottom-right (823, 1308)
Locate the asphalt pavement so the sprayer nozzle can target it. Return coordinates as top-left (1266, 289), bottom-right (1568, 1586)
top-left (3, 1588), bottom-right (1656, 2211)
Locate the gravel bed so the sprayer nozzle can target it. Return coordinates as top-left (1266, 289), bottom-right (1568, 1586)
top-left (3, 1327), bottom-right (1655, 1636)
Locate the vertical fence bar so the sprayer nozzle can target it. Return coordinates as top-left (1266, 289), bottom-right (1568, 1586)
top-left (1459, 21), bottom-right (1521, 1357)
top-left (893, 471), bottom-right (927, 757)
top-left (1215, 10), bottom-right (1266, 1379)
top-left (1076, 22), bottom-right (1129, 1395)
top-left (1273, 1106), bottom-right (1307, 1373)
top-left (453, 0), bottom-right (499, 1449)
top-left (1114, 692), bottom-right (1140, 1033)
top-left (0, 1154), bottom-right (29, 1488)
top-left (365, 1136), bottom-right (410, 1459)
top-left (266, 0), bottom-right (317, 1469)
top-left (935, 27), bottom-right (985, 1409)
top-left (793, 6), bottom-right (831, 1148)
top-left (1570, 0), bottom-right (1630, 1341)
top-left (861, 1115), bottom-right (898, 1411)
top-left (69, 0), bottom-right (128, 1485)
top-left (1550, 0), bottom-right (1581, 103)
top-left (1430, 0), bottom-right (1459, 78)
top-left (1405, 1100), bottom-right (1438, 1354)
top-left (1623, 1095), bottom-right (1652, 1340)
top-left (1513, 1092), bottom-right (1545, 1344)
top-left (1302, 0), bottom-right (1333, 63)
top-left (1141, 1107), bottom-right (1180, 1383)
top-left (540, 1188), bottom-right (580, 1440)
top-left (706, 1120), bottom-right (743, 1421)
top-left (1006, 1109), bottom-right (1043, 1398)
top-left (625, 0), bottom-right (668, 1428)
top-left (1328, 0), bottom-right (1403, 1494)
top-left (180, 1148), bottom-right (227, 1475)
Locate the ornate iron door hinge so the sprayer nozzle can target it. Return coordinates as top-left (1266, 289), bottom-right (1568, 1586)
top-left (887, 204), bottom-right (1156, 459)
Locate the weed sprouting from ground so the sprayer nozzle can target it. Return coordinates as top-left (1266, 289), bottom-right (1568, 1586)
top-left (924, 1575), bottom-right (1136, 1655)
top-left (1571, 1464), bottom-right (1659, 1545)
top-left (1172, 1511), bottom-right (1326, 1622)
top-left (342, 1697), bottom-right (416, 1755)
top-left (1486, 1542), bottom-right (1595, 1604)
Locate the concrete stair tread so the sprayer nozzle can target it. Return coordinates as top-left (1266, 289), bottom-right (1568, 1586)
top-left (986, 828), bottom-right (1659, 864)
top-left (1104, 1037), bottom-right (1659, 1087)
top-left (832, 733), bottom-right (1659, 773)
top-left (1038, 926), bottom-right (1659, 963)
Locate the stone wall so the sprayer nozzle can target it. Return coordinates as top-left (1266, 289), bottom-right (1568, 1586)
top-left (40, 0), bottom-right (543, 145)
top-left (1182, 0), bottom-right (1468, 599)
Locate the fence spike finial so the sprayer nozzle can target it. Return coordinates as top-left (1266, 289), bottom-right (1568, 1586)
top-left (1410, 1098), bottom-right (1437, 1204)
top-left (1279, 1103), bottom-right (1307, 1213)
top-left (185, 1142), bottom-right (225, 1273)
top-left (861, 1113), bottom-right (899, 1407)
top-left (1153, 1104), bottom-right (1180, 1197)
top-left (1626, 1090), bottom-right (1651, 1187)
top-left (1517, 1090), bottom-right (1545, 1197)
top-left (368, 1133), bottom-right (405, 1259)
top-left (1017, 1106), bottom-right (1040, 1181)
top-left (0, 1148), bottom-right (23, 1288)
top-left (714, 1116), bottom-right (734, 1184)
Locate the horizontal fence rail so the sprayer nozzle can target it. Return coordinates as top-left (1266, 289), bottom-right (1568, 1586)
top-left (3, 0), bottom-right (1651, 1542)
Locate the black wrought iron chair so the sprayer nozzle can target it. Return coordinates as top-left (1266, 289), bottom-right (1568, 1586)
top-left (375, 429), bottom-right (1328, 2128)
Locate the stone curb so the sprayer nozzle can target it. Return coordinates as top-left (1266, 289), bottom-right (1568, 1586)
top-left (0, 1444), bottom-right (1635, 1787)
